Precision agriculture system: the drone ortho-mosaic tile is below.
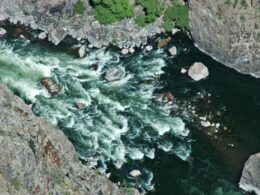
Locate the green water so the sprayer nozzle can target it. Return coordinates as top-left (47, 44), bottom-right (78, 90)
top-left (0, 31), bottom-right (259, 194)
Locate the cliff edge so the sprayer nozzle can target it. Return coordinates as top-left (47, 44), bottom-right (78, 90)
top-left (189, 0), bottom-right (260, 78)
top-left (0, 84), bottom-right (137, 194)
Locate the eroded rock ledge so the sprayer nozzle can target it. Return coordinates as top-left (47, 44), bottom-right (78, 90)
top-left (189, 0), bottom-right (260, 78)
top-left (0, 84), bottom-right (137, 194)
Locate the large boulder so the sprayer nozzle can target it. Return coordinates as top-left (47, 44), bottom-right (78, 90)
top-left (239, 153), bottom-right (260, 195)
top-left (188, 62), bottom-right (209, 81)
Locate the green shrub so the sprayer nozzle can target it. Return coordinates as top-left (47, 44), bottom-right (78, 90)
top-left (163, 19), bottom-right (174, 31)
top-left (92, 0), bottom-right (134, 24)
top-left (74, 0), bottom-right (86, 15)
top-left (11, 177), bottom-right (21, 190)
top-left (135, 15), bottom-right (146, 27)
top-left (163, 2), bottom-right (189, 30)
top-left (240, 0), bottom-right (248, 9)
top-left (136, 0), bottom-right (164, 23)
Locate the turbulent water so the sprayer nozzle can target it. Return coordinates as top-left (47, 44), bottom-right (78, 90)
top-left (0, 32), bottom-right (259, 194)
top-left (0, 36), bottom-right (191, 190)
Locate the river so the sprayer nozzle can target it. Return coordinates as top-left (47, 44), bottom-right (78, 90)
top-left (0, 29), bottom-right (259, 194)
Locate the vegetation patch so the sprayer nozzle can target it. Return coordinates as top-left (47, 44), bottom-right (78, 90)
top-left (11, 177), bottom-right (21, 190)
top-left (74, 0), bottom-right (86, 15)
top-left (163, 1), bottom-right (189, 31)
top-left (92, 0), bottom-right (134, 24)
top-left (136, 0), bottom-right (164, 24)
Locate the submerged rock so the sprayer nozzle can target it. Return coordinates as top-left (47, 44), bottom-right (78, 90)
top-left (41, 77), bottom-right (61, 96)
top-left (130, 170), bottom-right (142, 177)
top-left (0, 84), bottom-right (129, 194)
top-left (0, 27), bottom-right (7, 37)
top-left (188, 62), bottom-right (209, 81)
top-left (75, 102), bottom-right (86, 110)
top-left (169, 46), bottom-right (177, 56)
top-left (105, 67), bottom-right (125, 82)
top-left (157, 92), bottom-right (174, 103)
top-left (157, 37), bottom-right (171, 48)
top-left (239, 153), bottom-right (260, 195)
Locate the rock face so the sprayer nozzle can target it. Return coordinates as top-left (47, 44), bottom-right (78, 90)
top-left (189, 0), bottom-right (260, 78)
top-left (188, 62), bottom-right (209, 81)
top-left (0, 84), bottom-right (136, 194)
top-left (239, 153), bottom-right (260, 194)
top-left (0, 0), bottom-right (163, 48)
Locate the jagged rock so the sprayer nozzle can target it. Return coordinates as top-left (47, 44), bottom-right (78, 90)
top-left (145, 45), bottom-right (153, 51)
top-left (105, 67), bottom-right (125, 82)
top-left (239, 153), bottom-right (260, 194)
top-left (0, 27), bottom-right (7, 37)
top-left (78, 45), bottom-right (86, 58)
top-left (121, 48), bottom-right (129, 55)
top-left (40, 77), bottom-right (61, 96)
top-left (169, 46), bottom-right (177, 56)
top-left (188, 62), bottom-right (209, 81)
top-left (38, 32), bottom-right (47, 39)
top-left (130, 170), bottom-right (142, 177)
top-left (0, 84), bottom-right (133, 194)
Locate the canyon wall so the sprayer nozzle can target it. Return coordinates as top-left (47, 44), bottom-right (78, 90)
top-left (189, 0), bottom-right (260, 77)
top-left (0, 84), bottom-right (137, 194)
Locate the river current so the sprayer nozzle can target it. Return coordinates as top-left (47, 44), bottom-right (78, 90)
top-left (0, 31), bottom-right (259, 194)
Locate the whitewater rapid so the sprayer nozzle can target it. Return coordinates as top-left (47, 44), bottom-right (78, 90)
top-left (0, 39), bottom-right (191, 190)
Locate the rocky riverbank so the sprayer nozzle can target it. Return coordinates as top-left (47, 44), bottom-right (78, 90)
top-left (0, 0), bottom-right (164, 49)
top-left (0, 83), bottom-right (138, 194)
top-left (189, 0), bottom-right (260, 78)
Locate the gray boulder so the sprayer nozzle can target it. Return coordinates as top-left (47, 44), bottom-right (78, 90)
top-left (78, 45), bottom-right (86, 58)
top-left (105, 67), bottom-right (125, 82)
top-left (169, 46), bottom-right (177, 56)
top-left (239, 153), bottom-right (260, 195)
top-left (188, 62), bottom-right (209, 81)
top-left (38, 32), bottom-right (47, 39)
top-left (48, 28), bottom-right (67, 45)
